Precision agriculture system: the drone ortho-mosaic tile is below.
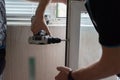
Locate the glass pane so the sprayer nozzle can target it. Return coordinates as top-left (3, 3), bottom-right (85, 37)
top-left (79, 12), bottom-right (102, 68)
top-left (57, 3), bottom-right (67, 17)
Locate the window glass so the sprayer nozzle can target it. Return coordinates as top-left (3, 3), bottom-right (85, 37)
top-left (57, 3), bottom-right (66, 18)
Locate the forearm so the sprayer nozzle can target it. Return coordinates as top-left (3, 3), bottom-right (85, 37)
top-left (72, 46), bottom-right (120, 80)
top-left (35, 0), bottom-right (51, 20)
top-left (72, 62), bottom-right (115, 80)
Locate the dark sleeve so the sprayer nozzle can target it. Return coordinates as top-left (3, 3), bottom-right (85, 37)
top-left (85, 0), bottom-right (120, 47)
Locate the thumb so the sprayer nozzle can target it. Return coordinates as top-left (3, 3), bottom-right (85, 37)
top-left (57, 66), bottom-right (72, 74)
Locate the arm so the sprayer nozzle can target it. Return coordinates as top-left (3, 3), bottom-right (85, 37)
top-left (31, 0), bottom-right (52, 35)
top-left (31, 0), bottom-right (67, 35)
top-left (72, 46), bottom-right (120, 80)
top-left (31, 0), bottom-right (66, 35)
top-left (55, 46), bottom-right (120, 80)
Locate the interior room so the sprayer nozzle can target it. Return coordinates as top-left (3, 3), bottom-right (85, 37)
top-left (1, 0), bottom-right (119, 80)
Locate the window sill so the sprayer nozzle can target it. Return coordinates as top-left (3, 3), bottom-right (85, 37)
top-left (7, 22), bottom-right (66, 27)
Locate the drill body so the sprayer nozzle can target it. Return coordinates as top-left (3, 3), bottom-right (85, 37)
top-left (28, 30), bottom-right (63, 45)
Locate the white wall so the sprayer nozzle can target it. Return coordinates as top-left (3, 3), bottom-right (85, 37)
top-left (79, 27), bottom-right (117, 80)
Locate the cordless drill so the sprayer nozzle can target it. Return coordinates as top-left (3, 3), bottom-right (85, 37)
top-left (28, 30), bottom-right (65, 45)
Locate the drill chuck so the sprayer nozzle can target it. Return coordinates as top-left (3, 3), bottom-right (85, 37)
top-left (47, 37), bottom-right (61, 44)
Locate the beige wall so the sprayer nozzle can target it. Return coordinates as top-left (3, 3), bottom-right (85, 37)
top-left (4, 25), bottom-right (66, 80)
top-left (79, 27), bottom-right (117, 80)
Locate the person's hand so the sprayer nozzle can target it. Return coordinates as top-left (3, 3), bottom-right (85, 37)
top-left (31, 16), bottom-right (51, 35)
top-left (55, 66), bottom-right (72, 80)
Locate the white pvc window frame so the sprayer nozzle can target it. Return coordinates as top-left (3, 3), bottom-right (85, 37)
top-left (66, 1), bottom-right (86, 70)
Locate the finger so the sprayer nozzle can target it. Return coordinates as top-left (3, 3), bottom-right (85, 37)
top-left (55, 72), bottom-right (67, 80)
top-left (55, 72), bottom-right (62, 80)
top-left (57, 66), bottom-right (72, 73)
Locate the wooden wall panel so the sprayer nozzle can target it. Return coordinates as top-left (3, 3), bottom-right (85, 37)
top-left (4, 26), bottom-right (66, 80)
